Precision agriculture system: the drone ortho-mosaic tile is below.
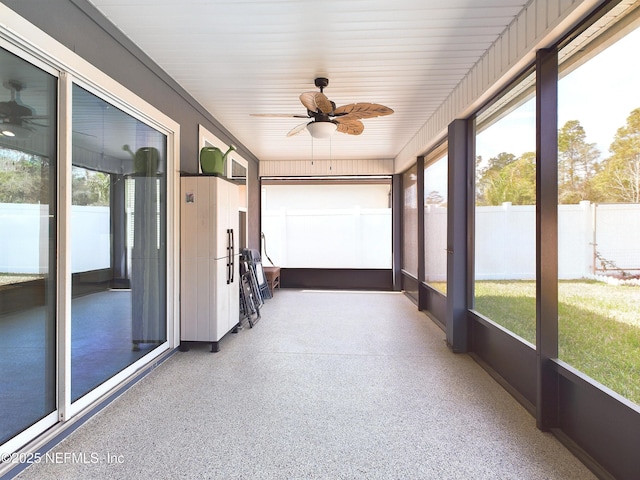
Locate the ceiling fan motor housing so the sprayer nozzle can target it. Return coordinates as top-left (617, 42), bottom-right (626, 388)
top-left (314, 77), bottom-right (329, 92)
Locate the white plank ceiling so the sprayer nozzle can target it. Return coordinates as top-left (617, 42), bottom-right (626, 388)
top-left (88, 0), bottom-right (527, 163)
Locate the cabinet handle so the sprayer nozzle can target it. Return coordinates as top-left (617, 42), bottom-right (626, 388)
top-left (230, 228), bottom-right (235, 284)
top-left (226, 229), bottom-right (231, 284)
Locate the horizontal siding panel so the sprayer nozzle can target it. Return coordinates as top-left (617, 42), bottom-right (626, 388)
top-left (526, 3), bottom-right (537, 50)
top-left (537, 0), bottom-right (549, 38)
top-left (518, 14), bottom-right (527, 55)
top-left (498, 35), bottom-right (507, 74)
top-left (260, 159), bottom-right (394, 177)
top-left (548, 0), bottom-right (561, 27)
top-left (561, 0), bottom-right (576, 16)
top-left (509, 23), bottom-right (518, 65)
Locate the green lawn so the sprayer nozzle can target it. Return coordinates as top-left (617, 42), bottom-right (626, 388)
top-left (474, 280), bottom-right (640, 405)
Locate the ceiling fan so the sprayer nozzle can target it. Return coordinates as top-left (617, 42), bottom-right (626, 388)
top-left (0, 80), bottom-right (49, 138)
top-left (251, 77), bottom-right (393, 138)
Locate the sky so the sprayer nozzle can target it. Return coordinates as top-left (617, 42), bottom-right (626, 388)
top-left (476, 26), bottom-right (640, 162)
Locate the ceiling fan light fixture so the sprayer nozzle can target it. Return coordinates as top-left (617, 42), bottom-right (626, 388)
top-left (306, 121), bottom-right (337, 139)
top-left (0, 123), bottom-right (33, 138)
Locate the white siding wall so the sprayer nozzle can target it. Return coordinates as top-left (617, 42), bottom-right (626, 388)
top-left (260, 158), bottom-right (394, 177)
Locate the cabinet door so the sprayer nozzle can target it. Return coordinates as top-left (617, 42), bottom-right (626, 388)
top-left (211, 257), bottom-right (229, 340)
top-left (211, 177), bottom-right (231, 258)
top-left (227, 181), bottom-right (239, 236)
top-left (228, 253), bottom-right (240, 330)
top-left (191, 177), bottom-right (211, 259)
top-left (180, 177), bottom-right (196, 340)
top-left (181, 177), bottom-right (212, 341)
top-left (226, 182), bottom-right (240, 328)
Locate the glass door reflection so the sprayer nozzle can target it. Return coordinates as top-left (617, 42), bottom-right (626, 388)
top-left (70, 85), bottom-right (167, 402)
top-left (0, 47), bottom-right (57, 444)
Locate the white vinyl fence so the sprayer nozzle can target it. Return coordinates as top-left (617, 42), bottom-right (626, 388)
top-left (426, 201), bottom-right (639, 281)
top-left (0, 203), bottom-right (110, 274)
top-left (3, 201), bottom-right (639, 278)
top-left (264, 200), bottom-right (640, 278)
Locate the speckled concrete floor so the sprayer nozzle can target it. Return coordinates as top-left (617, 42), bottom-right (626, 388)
top-left (16, 290), bottom-right (596, 479)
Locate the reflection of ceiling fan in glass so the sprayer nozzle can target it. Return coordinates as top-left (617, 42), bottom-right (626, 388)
top-left (251, 77), bottom-right (393, 138)
top-left (0, 80), bottom-right (49, 138)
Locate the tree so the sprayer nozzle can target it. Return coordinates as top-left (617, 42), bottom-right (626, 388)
top-left (476, 152), bottom-right (536, 206)
top-left (71, 168), bottom-right (111, 206)
top-left (424, 190), bottom-right (445, 205)
top-left (476, 152), bottom-right (515, 205)
top-left (558, 120), bottom-right (601, 203)
top-left (594, 108), bottom-right (640, 203)
top-left (0, 149), bottom-right (48, 204)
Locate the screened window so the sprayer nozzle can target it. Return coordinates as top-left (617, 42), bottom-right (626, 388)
top-left (402, 166), bottom-right (418, 279)
top-left (557, 18), bottom-right (640, 405)
top-left (474, 71), bottom-right (537, 343)
top-left (424, 146), bottom-right (448, 294)
top-left (261, 180), bottom-right (392, 269)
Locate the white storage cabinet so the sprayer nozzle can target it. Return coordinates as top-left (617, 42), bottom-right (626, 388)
top-left (180, 175), bottom-right (240, 351)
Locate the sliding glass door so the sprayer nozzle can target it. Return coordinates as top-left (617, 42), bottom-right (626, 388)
top-left (0, 10), bottom-right (178, 460)
top-left (0, 47), bottom-right (57, 444)
top-left (71, 84), bottom-right (167, 402)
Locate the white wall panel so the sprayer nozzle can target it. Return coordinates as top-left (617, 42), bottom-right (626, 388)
top-left (260, 158), bottom-right (394, 177)
top-left (518, 14), bottom-right (527, 55)
top-left (526, 3), bottom-right (538, 49)
top-left (509, 24), bottom-right (518, 65)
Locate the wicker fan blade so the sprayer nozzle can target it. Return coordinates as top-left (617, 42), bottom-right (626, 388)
top-left (287, 122), bottom-right (309, 137)
top-left (335, 118), bottom-right (365, 135)
top-left (333, 103), bottom-right (394, 120)
top-left (300, 92), bottom-right (333, 114)
top-left (333, 114), bottom-right (362, 124)
top-left (250, 113), bottom-right (310, 118)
